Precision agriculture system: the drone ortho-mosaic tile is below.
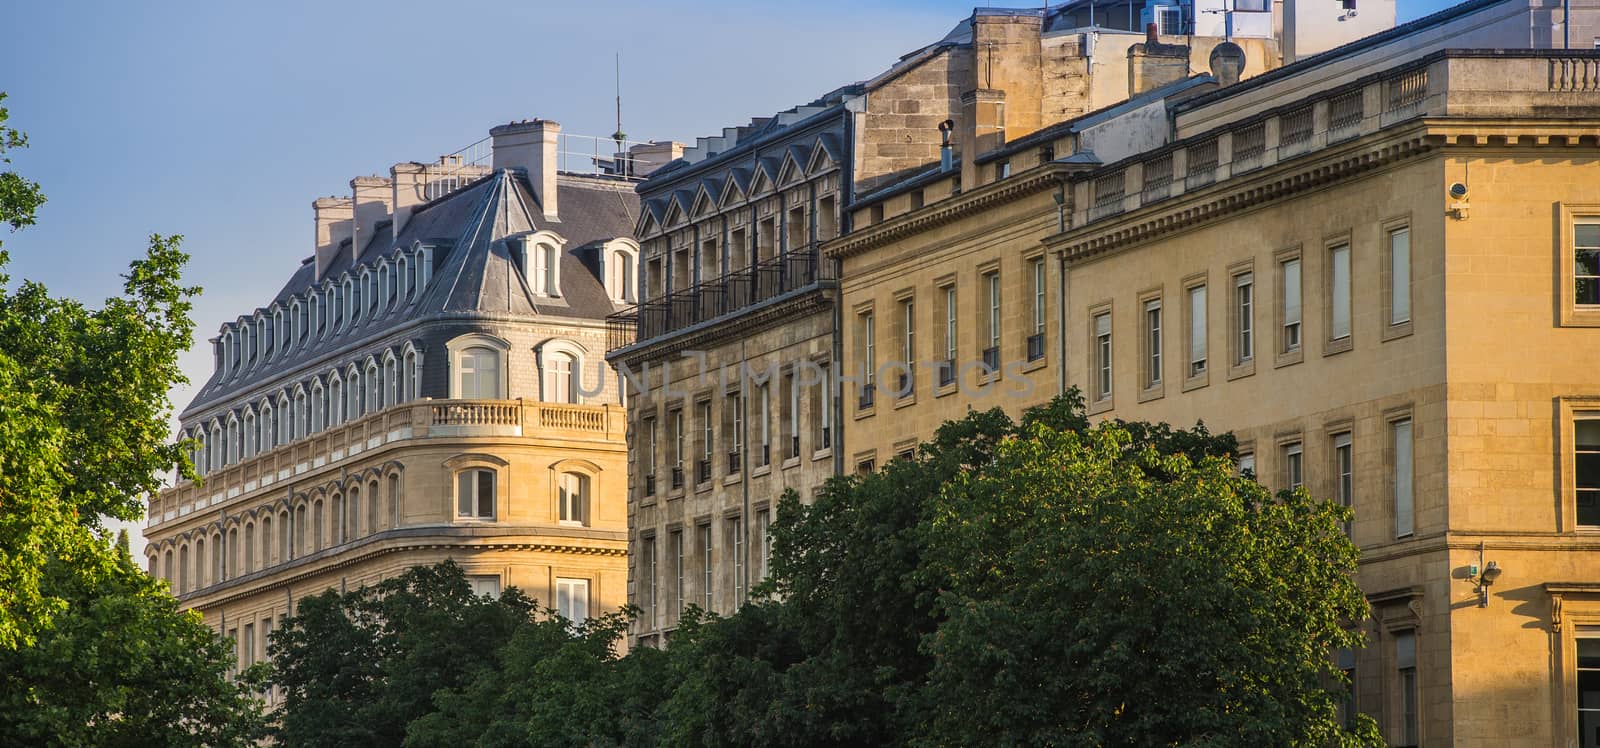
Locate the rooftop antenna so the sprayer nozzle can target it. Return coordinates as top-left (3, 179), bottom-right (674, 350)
top-left (612, 53), bottom-right (629, 176)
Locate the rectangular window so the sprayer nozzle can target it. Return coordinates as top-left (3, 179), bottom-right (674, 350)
top-left (698, 401), bottom-right (713, 483)
top-left (1144, 299), bottom-right (1162, 388)
top-left (757, 383), bottom-right (771, 467)
top-left (1283, 441), bottom-right (1304, 491)
top-left (1281, 257), bottom-right (1302, 352)
top-left (1396, 631), bottom-right (1419, 746)
top-left (731, 517), bottom-right (744, 606)
top-left (1336, 647), bottom-right (1357, 730)
top-left (1030, 258), bottom-right (1046, 361)
top-left (1577, 629), bottom-right (1600, 743)
top-left (944, 286), bottom-right (958, 362)
top-left (1330, 244), bottom-right (1351, 341)
top-left (699, 523), bottom-right (714, 611)
top-left (1235, 272), bottom-right (1254, 363)
top-left (812, 360), bottom-right (832, 451)
top-left (1334, 432), bottom-right (1353, 536)
top-left (1238, 452), bottom-right (1256, 479)
top-left (900, 298), bottom-right (915, 397)
top-left (557, 578), bottom-right (590, 625)
top-left (243, 623), bottom-right (255, 667)
top-left (1187, 285), bottom-right (1207, 377)
top-left (643, 416), bottom-right (657, 494)
top-left (1094, 312), bottom-right (1113, 401)
top-left (456, 469), bottom-right (495, 519)
top-left (985, 272), bottom-right (1001, 365)
top-left (783, 371), bottom-right (799, 457)
top-left (1390, 227), bottom-right (1411, 324)
top-left (1394, 418), bottom-right (1414, 537)
top-left (670, 409), bottom-right (684, 488)
top-left (1577, 419), bottom-right (1600, 527)
top-left (859, 311), bottom-right (876, 409)
top-left (756, 509), bottom-right (771, 581)
top-left (672, 530), bottom-right (684, 616)
top-left (1577, 219), bottom-right (1600, 306)
top-left (642, 536), bottom-right (657, 627)
top-left (469, 575), bottom-right (501, 598)
top-left (726, 393), bottom-right (742, 474)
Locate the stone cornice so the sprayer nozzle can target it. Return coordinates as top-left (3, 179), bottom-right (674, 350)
top-left (1048, 118), bottom-right (1600, 264)
top-left (824, 162), bottom-right (1088, 261)
top-left (177, 528), bottom-right (627, 609)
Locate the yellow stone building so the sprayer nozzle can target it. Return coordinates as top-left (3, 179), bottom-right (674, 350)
top-left (829, 0), bottom-right (1600, 743)
top-left (144, 119), bottom-right (662, 696)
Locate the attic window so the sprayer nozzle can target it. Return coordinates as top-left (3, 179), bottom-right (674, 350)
top-left (607, 245), bottom-right (638, 304)
top-left (531, 242), bottom-right (561, 297)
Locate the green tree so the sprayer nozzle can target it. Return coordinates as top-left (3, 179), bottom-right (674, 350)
top-left (0, 530), bottom-right (270, 745)
top-left (271, 561), bottom-right (540, 746)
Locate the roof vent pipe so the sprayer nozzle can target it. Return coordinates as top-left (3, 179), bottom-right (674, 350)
top-left (939, 119), bottom-right (956, 172)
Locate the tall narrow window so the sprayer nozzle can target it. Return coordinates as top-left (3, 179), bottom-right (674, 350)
top-left (1394, 418), bottom-right (1414, 537)
top-left (757, 384), bottom-right (771, 467)
top-left (1281, 258), bottom-right (1302, 352)
top-left (1577, 630), bottom-right (1600, 744)
top-left (643, 416), bottom-right (657, 495)
top-left (1395, 631), bottom-right (1419, 746)
top-left (698, 401), bottom-right (713, 484)
top-left (757, 509), bottom-right (771, 581)
top-left (812, 360), bottom-right (832, 450)
top-left (1577, 219), bottom-right (1600, 306)
top-left (732, 517), bottom-right (745, 606)
top-left (456, 469), bottom-right (495, 520)
top-left (1031, 258), bottom-right (1046, 361)
top-left (700, 523), bottom-right (714, 612)
top-left (984, 272), bottom-right (1001, 370)
top-left (1578, 420), bottom-right (1600, 527)
top-left (940, 285), bottom-right (958, 385)
top-left (1283, 441), bottom-right (1304, 490)
top-left (726, 394), bottom-right (742, 474)
top-left (642, 536), bottom-right (657, 627)
top-left (672, 530), bottom-right (685, 616)
top-left (1334, 432), bottom-right (1353, 536)
top-left (900, 299), bottom-right (915, 396)
top-left (861, 312), bottom-right (876, 394)
top-left (1329, 244), bottom-right (1351, 341)
top-left (1144, 299), bottom-right (1162, 388)
top-left (670, 409), bottom-right (685, 488)
top-left (545, 352), bottom-right (576, 404)
top-left (1390, 227), bottom-right (1411, 324)
top-left (1235, 272), bottom-right (1254, 363)
top-left (1094, 312), bottom-right (1112, 401)
top-left (1188, 285), bottom-right (1207, 377)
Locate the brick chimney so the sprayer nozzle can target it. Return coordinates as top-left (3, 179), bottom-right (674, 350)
top-left (490, 119), bottom-right (560, 222)
top-left (351, 176), bottom-right (393, 258)
top-left (390, 162), bottom-right (426, 236)
top-left (1128, 24), bottom-right (1192, 95)
top-left (313, 197), bottom-right (353, 281)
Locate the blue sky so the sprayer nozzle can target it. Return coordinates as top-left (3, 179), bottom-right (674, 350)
top-left (1, 0), bottom-right (1461, 551)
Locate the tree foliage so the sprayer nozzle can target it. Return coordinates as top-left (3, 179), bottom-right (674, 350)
top-left (0, 94), bottom-right (267, 744)
top-left (273, 393), bottom-right (1380, 746)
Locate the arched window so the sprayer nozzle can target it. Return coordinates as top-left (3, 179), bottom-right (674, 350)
top-left (242, 409), bottom-right (256, 458)
top-left (259, 515), bottom-right (272, 567)
top-left (260, 401), bottom-right (275, 452)
top-left (559, 472), bottom-right (589, 526)
top-left (346, 366), bottom-right (362, 420)
top-left (293, 388), bottom-right (308, 440)
top-left (243, 523), bottom-right (254, 573)
top-left (163, 549), bottom-right (174, 587)
top-left (458, 347), bottom-right (501, 399)
top-left (402, 347), bottom-right (419, 402)
top-left (544, 352), bottom-right (577, 404)
top-left (224, 528), bottom-right (235, 581)
top-left (280, 509), bottom-right (292, 563)
top-left (193, 537), bottom-right (206, 588)
top-left (351, 483), bottom-right (364, 537)
top-left (208, 422), bottom-right (222, 472)
top-left (147, 554), bottom-right (156, 576)
top-left (367, 480), bottom-right (380, 535)
top-left (332, 494), bottom-right (345, 545)
top-left (365, 361), bottom-right (380, 412)
top-left (312, 499), bottom-right (325, 552)
top-left (456, 469), bottom-right (496, 520)
top-left (311, 380), bottom-right (326, 432)
top-left (276, 393), bottom-right (291, 444)
top-left (292, 505), bottom-right (304, 559)
top-left (329, 375), bottom-right (344, 427)
top-left (607, 242), bottom-right (639, 303)
top-left (177, 545), bottom-right (189, 593)
top-left (383, 354), bottom-right (398, 408)
top-left (226, 416), bottom-right (240, 464)
top-left (387, 473), bottom-right (400, 530)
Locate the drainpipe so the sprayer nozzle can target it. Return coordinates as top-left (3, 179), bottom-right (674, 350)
top-left (1054, 177), bottom-right (1070, 396)
top-left (833, 108), bottom-right (855, 478)
top-left (739, 339), bottom-right (751, 606)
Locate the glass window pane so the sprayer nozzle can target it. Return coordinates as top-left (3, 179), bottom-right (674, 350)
top-left (1331, 246), bottom-right (1350, 339)
top-left (1391, 228), bottom-right (1411, 324)
top-left (1577, 222), bottom-right (1600, 249)
top-left (1283, 259), bottom-right (1301, 323)
top-left (1578, 637), bottom-right (1600, 668)
top-left (1395, 630), bottom-right (1416, 668)
top-left (1578, 421), bottom-right (1600, 447)
top-left (457, 472), bottom-right (471, 516)
top-left (477, 471), bottom-right (494, 517)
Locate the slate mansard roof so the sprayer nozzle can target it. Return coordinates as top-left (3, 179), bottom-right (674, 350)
top-left (182, 169), bottom-right (638, 420)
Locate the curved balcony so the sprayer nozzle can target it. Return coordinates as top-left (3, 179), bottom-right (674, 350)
top-left (150, 399), bottom-right (625, 527)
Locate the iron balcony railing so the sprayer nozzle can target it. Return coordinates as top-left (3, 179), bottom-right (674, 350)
top-left (607, 246), bottom-right (835, 352)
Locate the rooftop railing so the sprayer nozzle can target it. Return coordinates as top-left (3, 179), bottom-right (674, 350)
top-left (607, 245), bottom-right (836, 353)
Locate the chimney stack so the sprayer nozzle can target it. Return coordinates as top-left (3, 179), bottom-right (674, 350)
top-left (313, 197), bottom-right (354, 281)
top-left (351, 176), bottom-right (393, 258)
top-left (958, 89), bottom-right (1006, 190)
top-left (491, 119), bottom-right (561, 222)
top-left (1209, 42), bottom-right (1247, 88)
top-left (1127, 27), bottom-right (1192, 95)
top-left (390, 162), bottom-right (426, 236)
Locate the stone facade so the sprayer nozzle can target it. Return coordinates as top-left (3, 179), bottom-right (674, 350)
top-left (145, 120), bottom-right (646, 692)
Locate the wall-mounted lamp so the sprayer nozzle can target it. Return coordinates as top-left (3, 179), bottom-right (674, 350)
top-left (1469, 542), bottom-right (1503, 608)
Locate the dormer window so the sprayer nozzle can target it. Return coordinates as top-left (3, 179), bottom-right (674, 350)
top-left (526, 238), bottom-right (562, 297)
top-left (273, 309), bottom-right (286, 357)
top-left (604, 240), bottom-right (639, 304)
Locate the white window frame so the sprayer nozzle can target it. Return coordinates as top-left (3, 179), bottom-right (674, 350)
top-left (456, 468), bottom-right (496, 520)
top-left (557, 578), bottom-right (589, 625)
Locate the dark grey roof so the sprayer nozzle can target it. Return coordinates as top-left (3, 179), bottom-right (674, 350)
top-left (184, 169), bottom-right (637, 416)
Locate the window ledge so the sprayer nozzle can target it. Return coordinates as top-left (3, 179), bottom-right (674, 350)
top-left (1274, 348), bottom-right (1304, 369)
top-left (1020, 358), bottom-right (1048, 373)
top-left (1227, 360), bottom-right (1256, 381)
top-left (811, 448), bottom-right (832, 462)
top-left (665, 488), bottom-right (685, 501)
top-left (1136, 386), bottom-right (1165, 404)
top-left (893, 394), bottom-right (918, 410)
top-left (722, 473), bottom-right (742, 487)
top-left (1088, 397), bottom-right (1114, 416)
top-left (1181, 373), bottom-right (1210, 392)
top-left (695, 481), bottom-right (713, 495)
top-left (1381, 321), bottom-right (1414, 342)
top-left (750, 465), bottom-right (772, 478)
top-left (854, 406), bottom-right (876, 420)
top-left (935, 382), bottom-right (959, 399)
top-left (781, 457), bottom-right (801, 471)
top-left (1322, 336), bottom-right (1354, 357)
